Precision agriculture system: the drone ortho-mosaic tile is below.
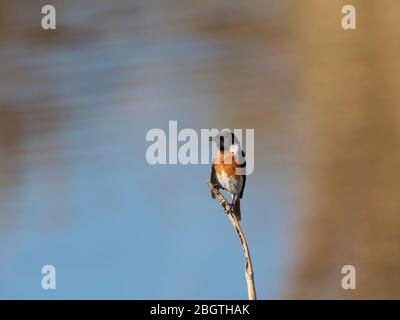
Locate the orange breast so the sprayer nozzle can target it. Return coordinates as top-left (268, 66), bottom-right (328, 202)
top-left (214, 151), bottom-right (239, 177)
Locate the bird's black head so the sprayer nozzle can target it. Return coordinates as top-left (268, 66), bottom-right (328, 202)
top-left (210, 129), bottom-right (236, 153)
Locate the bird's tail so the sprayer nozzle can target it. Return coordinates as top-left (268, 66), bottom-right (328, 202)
top-left (233, 196), bottom-right (241, 221)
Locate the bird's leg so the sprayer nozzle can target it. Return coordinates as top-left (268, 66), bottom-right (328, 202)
top-left (230, 194), bottom-right (236, 206)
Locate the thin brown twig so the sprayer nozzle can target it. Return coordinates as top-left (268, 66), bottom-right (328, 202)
top-left (207, 181), bottom-right (257, 300)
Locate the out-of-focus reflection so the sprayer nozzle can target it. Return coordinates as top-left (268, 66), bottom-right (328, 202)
top-left (287, 0), bottom-right (400, 299)
top-left (0, 0), bottom-right (297, 299)
top-left (0, 0), bottom-right (399, 299)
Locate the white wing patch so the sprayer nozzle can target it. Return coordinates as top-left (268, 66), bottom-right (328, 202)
top-left (229, 143), bottom-right (240, 156)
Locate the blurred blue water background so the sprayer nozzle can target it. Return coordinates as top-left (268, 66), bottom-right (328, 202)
top-left (0, 0), bottom-right (303, 299)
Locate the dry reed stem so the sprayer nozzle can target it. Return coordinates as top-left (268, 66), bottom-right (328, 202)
top-left (207, 181), bottom-right (257, 300)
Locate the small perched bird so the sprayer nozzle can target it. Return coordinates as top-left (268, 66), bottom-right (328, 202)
top-left (210, 129), bottom-right (246, 221)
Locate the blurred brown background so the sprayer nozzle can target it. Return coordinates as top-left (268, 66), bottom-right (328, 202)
top-left (288, 0), bottom-right (400, 299)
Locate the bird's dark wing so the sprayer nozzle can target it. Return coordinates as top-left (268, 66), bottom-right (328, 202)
top-left (238, 150), bottom-right (246, 168)
top-left (210, 165), bottom-right (220, 198)
top-left (211, 164), bottom-right (219, 184)
top-left (239, 174), bottom-right (246, 198)
top-left (239, 150), bottom-right (246, 198)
